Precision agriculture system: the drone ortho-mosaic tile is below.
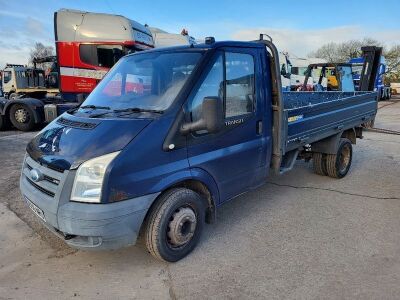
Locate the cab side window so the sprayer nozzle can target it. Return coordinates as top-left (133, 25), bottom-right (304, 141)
top-left (189, 51), bottom-right (255, 135)
top-left (225, 52), bottom-right (255, 118)
top-left (3, 71), bottom-right (12, 84)
top-left (190, 53), bottom-right (223, 125)
top-left (80, 44), bottom-right (123, 68)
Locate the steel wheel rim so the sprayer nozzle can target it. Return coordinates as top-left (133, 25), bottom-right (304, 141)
top-left (15, 108), bottom-right (28, 123)
top-left (166, 206), bottom-right (197, 248)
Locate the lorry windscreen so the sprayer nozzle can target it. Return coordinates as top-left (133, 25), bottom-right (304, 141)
top-left (81, 51), bottom-right (203, 112)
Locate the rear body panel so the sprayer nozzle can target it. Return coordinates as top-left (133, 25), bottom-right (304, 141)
top-left (283, 91), bottom-right (377, 151)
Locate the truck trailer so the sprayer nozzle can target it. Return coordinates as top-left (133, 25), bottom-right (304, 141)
top-left (20, 35), bottom-right (378, 262)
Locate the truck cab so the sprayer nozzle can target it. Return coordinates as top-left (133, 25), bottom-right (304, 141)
top-left (20, 37), bottom-right (377, 262)
top-left (301, 63), bottom-right (355, 92)
top-left (55, 9), bottom-right (154, 101)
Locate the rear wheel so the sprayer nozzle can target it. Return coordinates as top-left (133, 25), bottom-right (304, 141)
top-left (9, 93), bottom-right (18, 100)
top-left (313, 152), bottom-right (327, 176)
top-left (9, 104), bottom-right (36, 131)
top-left (326, 138), bottom-right (353, 179)
top-left (145, 188), bottom-right (205, 262)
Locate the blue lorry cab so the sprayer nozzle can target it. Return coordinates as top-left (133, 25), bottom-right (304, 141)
top-left (20, 39), bottom-right (377, 262)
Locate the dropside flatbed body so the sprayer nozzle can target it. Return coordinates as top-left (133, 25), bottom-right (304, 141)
top-left (283, 91), bottom-right (377, 152)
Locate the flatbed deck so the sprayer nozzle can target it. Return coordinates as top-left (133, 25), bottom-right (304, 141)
top-left (283, 91), bottom-right (378, 152)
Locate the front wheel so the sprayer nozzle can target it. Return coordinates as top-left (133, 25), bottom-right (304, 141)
top-left (9, 104), bottom-right (36, 131)
top-left (145, 188), bottom-right (205, 262)
top-left (326, 138), bottom-right (353, 179)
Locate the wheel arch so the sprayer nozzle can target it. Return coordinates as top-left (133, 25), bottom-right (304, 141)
top-left (169, 179), bottom-right (216, 224)
top-left (341, 128), bottom-right (356, 144)
top-left (142, 170), bottom-right (220, 231)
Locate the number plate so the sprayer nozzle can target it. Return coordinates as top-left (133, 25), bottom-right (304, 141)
top-left (25, 197), bottom-right (46, 222)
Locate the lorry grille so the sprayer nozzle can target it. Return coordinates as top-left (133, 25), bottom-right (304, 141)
top-left (22, 155), bottom-right (65, 199)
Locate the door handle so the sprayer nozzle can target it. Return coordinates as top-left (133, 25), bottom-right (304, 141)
top-left (256, 120), bottom-right (262, 134)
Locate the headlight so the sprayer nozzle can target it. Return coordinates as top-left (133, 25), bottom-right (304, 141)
top-left (71, 151), bottom-right (120, 203)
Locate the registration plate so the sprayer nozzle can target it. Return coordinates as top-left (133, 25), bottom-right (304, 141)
top-left (25, 197), bottom-right (46, 222)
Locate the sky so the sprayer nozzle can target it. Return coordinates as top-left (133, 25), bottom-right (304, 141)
top-left (0, 0), bottom-right (399, 68)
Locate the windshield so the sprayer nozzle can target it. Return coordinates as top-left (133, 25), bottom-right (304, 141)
top-left (82, 51), bottom-right (202, 112)
top-left (351, 63), bottom-right (363, 76)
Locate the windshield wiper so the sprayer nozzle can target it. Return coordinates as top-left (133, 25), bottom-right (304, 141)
top-left (113, 107), bottom-right (164, 114)
top-left (80, 105), bottom-right (111, 110)
top-left (88, 107), bottom-right (163, 118)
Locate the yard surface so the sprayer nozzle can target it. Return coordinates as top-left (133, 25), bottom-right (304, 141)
top-left (0, 97), bottom-right (399, 299)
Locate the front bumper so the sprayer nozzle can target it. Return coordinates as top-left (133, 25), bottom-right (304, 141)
top-left (55, 193), bottom-right (159, 250)
top-left (20, 154), bottom-right (160, 250)
top-left (25, 193), bottom-right (159, 250)
top-left (21, 174), bottom-right (159, 250)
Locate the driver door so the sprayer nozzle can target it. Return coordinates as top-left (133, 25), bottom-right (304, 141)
top-left (186, 48), bottom-right (267, 203)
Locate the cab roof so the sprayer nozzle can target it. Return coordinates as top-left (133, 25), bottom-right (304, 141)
top-left (127, 40), bottom-right (265, 56)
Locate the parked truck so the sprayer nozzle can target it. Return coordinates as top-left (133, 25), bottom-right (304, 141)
top-left (349, 47), bottom-right (391, 100)
top-left (301, 63), bottom-right (355, 92)
top-left (0, 9), bottom-right (198, 132)
top-left (20, 35), bottom-right (378, 262)
top-left (0, 9), bottom-right (154, 131)
top-left (1, 56), bottom-right (59, 100)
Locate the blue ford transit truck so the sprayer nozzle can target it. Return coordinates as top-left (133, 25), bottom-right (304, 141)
top-left (20, 35), bottom-right (378, 262)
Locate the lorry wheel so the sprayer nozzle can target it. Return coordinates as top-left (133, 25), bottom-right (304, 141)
top-left (313, 152), bottom-right (327, 176)
top-left (9, 93), bottom-right (18, 100)
top-left (326, 138), bottom-right (352, 179)
top-left (9, 104), bottom-right (36, 131)
top-left (145, 188), bottom-right (205, 262)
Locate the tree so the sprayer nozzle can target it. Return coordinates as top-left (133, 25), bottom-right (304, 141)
top-left (310, 43), bottom-right (339, 63)
top-left (29, 42), bottom-right (55, 70)
top-left (385, 45), bottom-right (400, 73)
top-left (309, 38), bottom-right (400, 82)
top-left (309, 38), bottom-right (382, 62)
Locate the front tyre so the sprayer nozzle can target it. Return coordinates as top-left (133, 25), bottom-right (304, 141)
top-left (145, 188), bottom-right (205, 262)
top-left (326, 138), bottom-right (353, 179)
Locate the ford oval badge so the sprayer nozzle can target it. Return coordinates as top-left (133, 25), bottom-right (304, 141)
top-left (30, 169), bottom-right (43, 182)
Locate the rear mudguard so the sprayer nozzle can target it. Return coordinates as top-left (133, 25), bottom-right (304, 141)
top-left (311, 132), bottom-right (342, 154)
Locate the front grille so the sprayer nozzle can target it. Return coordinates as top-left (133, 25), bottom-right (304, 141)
top-left (23, 155), bottom-right (65, 199)
top-left (26, 177), bottom-right (56, 197)
top-left (26, 162), bottom-right (60, 186)
top-left (56, 117), bottom-right (98, 130)
top-left (44, 175), bottom-right (60, 185)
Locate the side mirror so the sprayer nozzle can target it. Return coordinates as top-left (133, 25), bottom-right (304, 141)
top-left (181, 96), bottom-right (223, 135)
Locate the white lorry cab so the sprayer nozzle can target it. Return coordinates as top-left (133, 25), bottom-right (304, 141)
top-left (289, 57), bottom-right (327, 90)
top-left (149, 27), bottom-right (196, 48)
top-left (1, 64), bottom-right (58, 100)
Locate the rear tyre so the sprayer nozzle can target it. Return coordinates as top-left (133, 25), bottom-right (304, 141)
top-left (9, 104), bottom-right (36, 131)
top-left (145, 188), bottom-right (205, 262)
top-left (326, 138), bottom-right (353, 179)
top-left (313, 152), bottom-right (327, 176)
